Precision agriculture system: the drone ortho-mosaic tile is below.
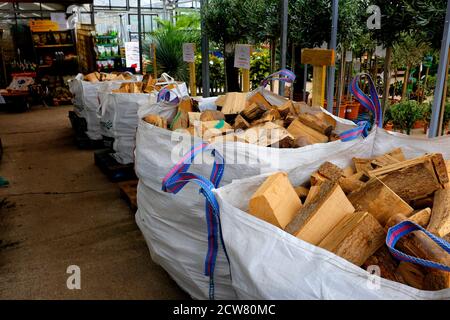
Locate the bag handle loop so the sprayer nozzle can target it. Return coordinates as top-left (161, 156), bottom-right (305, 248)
top-left (162, 143), bottom-right (229, 300)
top-left (386, 220), bottom-right (450, 272)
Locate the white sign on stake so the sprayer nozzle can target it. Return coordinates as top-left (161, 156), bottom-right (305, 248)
top-left (234, 44), bottom-right (251, 70)
top-left (125, 41), bottom-right (141, 72)
top-left (183, 43), bottom-right (195, 63)
top-left (345, 50), bottom-right (353, 62)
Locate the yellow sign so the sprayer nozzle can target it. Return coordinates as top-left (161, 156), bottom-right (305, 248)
top-left (30, 20), bottom-right (60, 32)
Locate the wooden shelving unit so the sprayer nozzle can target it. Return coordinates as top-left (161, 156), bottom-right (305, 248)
top-left (76, 24), bottom-right (96, 74)
top-left (31, 29), bottom-right (78, 75)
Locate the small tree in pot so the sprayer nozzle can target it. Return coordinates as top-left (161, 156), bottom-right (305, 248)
top-left (389, 100), bottom-right (426, 135)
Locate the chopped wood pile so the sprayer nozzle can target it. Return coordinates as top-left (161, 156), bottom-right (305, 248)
top-left (247, 148), bottom-right (450, 291)
top-left (143, 91), bottom-right (343, 147)
top-left (83, 71), bottom-right (134, 82)
top-left (112, 82), bottom-right (145, 94)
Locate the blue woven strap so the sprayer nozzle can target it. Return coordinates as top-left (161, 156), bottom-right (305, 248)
top-left (386, 220), bottom-right (450, 272)
top-left (349, 73), bottom-right (382, 128)
top-left (161, 143), bottom-right (229, 300)
top-left (339, 121), bottom-right (370, 142)
top-left (162, 143), bottom-right (224, 190)
top-left (157, 87), bottom-right (180, 106)
top-left (261, 69), bottom-right (296, 87)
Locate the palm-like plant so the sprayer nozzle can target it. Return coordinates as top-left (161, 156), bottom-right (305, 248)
top-left (143, 13), bottom-right (200, 82)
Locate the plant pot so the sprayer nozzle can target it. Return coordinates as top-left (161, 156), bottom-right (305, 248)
top-left (333, 105), bottom-right (346, 118)
top-left (413, 120), bottom-right (425, 129)
top-left (384, 122), bottom-right (394, 131)
top-left (345, 103), bottom-right (360, 120)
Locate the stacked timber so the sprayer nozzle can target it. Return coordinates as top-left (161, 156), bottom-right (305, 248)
top-left (143, 91), bottom-right (344, 148)
top-left (247, 148), bottom-right (450, 291)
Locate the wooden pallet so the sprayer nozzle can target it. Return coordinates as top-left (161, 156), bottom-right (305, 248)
top-left (118, 180), bottom-right (138, 211)
top-left (68, 110), bottom-right (87, 133)
top-left (102, 135), bottom-right (115, 149)
top-left (94, 149), bottom-right (137, 182)
top-left (68, 111), bottom-right (104, 149)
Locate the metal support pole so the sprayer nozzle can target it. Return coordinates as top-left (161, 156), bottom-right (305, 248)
top-left (429, 0), bottom-right (450, 137)
top-left (326, 0), bottom-right (338, 113)
top-left (303, 64), bottom-right (307, 102)
top-left (137, 0), bottom-right (143, 74)
top-left (279, 0), bottom-right (288, 96)
top-left (90, 4), bottom-right (95, 26)
top-left (200, 0), bottom-right (210, 97)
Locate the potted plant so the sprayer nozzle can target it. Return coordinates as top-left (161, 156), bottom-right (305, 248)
top-left (389, 100), bottom-right (425, 135)
top-left (383, 107), bottom-right (394, 131)
top-left (423, 101), bottom-right (450, 135)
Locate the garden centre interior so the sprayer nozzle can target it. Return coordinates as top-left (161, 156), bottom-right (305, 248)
top-left (1, 0), bottom-right (450, 300)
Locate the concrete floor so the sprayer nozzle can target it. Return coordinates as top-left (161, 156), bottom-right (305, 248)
top-left (0, 105), bottom-right (187, 299)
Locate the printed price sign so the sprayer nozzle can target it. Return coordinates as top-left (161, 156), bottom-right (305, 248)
top-left (183, 43), bottom-right (195, 63)
top-left (234, 44), bottom-right (251, 69)
top-left (345, 50), bottom-right (353, 62)
top-left (125, 41), bottom-right (141, 72)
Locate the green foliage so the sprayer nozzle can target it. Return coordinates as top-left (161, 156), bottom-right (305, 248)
top-left (289, 0), bottom-right (367, 49)
top-left (202, 0), bottom-right (261, 49)
top-left (195, 54), bottom-right (225, 90)
top-left (250, 49), bottom-right (271, 90)
top-left (423, 75), bottom-right (450, 98)
top-left (371, 0), bottom-right (413, 47)
top-left (389, 100), bottom-right (427, 134)
top-left (252, 0), bottom-right (281, 44)
top-left (143, 13), bottom-right (200, 82)
top-left (392, 33), bottom-right (430, 69)
top-left (288, 0), bottom-right (330, 48)
top-left (407, 1), bottom-right (447, 49)
top-left (422, 101), bottom-right (450, 132)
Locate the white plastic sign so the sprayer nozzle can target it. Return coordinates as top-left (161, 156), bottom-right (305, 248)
top-left (125, 41), bottom-right (140, 72)
top-left (183, 43), bottom-right (195, 63)
top-left (345, 51), bottom-right (353, 62)
top-left (234, 44), bottom-right (251, 69)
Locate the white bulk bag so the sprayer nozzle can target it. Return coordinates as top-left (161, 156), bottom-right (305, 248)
top-left (68, 74), bottom-right (84, 117)
top-left (98, 91), bottom-right (152, 164)
top-left (134, 112), bottom-right (361, 300)
top-left (137, 74), bottom-right (189, 123)
top-left (68, 73), bottom-right (141, 140)
top-left (214, 127), bottom-right (450, 300)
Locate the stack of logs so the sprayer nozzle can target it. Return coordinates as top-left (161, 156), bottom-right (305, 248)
top-left (83, 71), bottom-right (134, 82)
top-left (248, 148), bottom-right (450, 291)
top-left (143, 91), bottom-right (343, 148)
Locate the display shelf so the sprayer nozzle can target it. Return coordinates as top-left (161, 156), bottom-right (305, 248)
top-left (96, 43), bottom-right (118, 47)
top-left (76, 24), bottom-right (96, 73)
top-left (97, 56), bottom-right (121, 60)
top-left (96, 35), bottom-right (117, 40)
top-left (35, 44), bottom-right (75, 49)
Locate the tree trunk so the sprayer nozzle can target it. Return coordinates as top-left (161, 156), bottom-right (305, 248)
top-left (223, 41), bottom-right (228, 93)
top-left (224, 52), bottom-right (240, 93)
top-left (290, 44), bottom-right (295, 100)
top-left (417, 65), bottom-right (423, 103)
top-left (347, 59), bottom-right (353, 101)
top-left (293, 46), bottom-right (306, 102)
top-left (381, 46), bottom-right (392, 119)
top-left (401, 65), bottom-right (410, 101)
top-left (270, 38), bottom-right (277, 74)
top-left (270, 38), bottom-right (277, 92)
top-left (336, 45), bottom-right (346, 112)
top-left (372, 55), bottom-right (378, 83)
top-left (392, 69), bottom-right (398, 100)
top-left (424, 67), bottom-right (430, 92)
